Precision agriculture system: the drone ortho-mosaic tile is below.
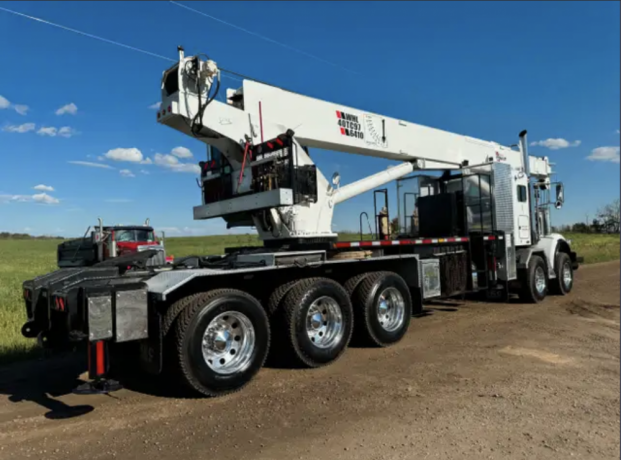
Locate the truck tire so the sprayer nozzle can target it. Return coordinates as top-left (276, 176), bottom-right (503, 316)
top-left (343, 273), bottom-right (372, 297)
top-left (267, 279), bottom-right (300, 316)
top-left (550, 252), bottom-right (573, 295)
top-left (172, 289), bottom-right (270, 397)
top-left (350, 271), bottom-right (412, 347)
top-left (277, 277), bottom-right (353, 368)
top-left (518, 255), bottom-right (548, 303)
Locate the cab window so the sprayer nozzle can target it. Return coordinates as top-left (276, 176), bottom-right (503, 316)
top-left (135, 230), bottom-right (155, 242)
top-left (115, 230), bottom-right (134, 242)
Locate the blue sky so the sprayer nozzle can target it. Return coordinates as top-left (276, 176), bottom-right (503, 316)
top-left (0, 1), bottom-right (619, 237)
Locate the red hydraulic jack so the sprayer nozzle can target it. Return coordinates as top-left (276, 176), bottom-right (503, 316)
top-left (72, 341), bottom-right (123, 395)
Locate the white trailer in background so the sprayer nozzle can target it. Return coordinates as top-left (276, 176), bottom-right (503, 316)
top-left (21, 47), bottom-right (581, 397)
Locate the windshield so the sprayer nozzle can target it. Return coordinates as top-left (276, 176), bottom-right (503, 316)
top-left (114, 229), bottom-right (155, 242)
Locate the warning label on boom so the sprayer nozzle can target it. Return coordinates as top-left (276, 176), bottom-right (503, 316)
top-left (336, 110), bottom-right (364, 140)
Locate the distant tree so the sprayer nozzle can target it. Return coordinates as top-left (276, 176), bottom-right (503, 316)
top-left (552, 224), bottom-right (572, 233)
top-left (571, 222), bottom-right (591, 233)
top-left (390, 216), bottom-right (399, 236)
top-left (591, 218), bottom-right (603, 234)
top-left (596, 198), bottom-right (620, 234)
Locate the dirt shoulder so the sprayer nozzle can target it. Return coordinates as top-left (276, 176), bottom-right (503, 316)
top-left (0, 261), bottom-right (618, 460)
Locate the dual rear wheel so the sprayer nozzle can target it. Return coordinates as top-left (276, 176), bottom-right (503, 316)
top-left (518, 252), bottom-right (574, 303)
top-left (169, 272), bottom-right (413, 397)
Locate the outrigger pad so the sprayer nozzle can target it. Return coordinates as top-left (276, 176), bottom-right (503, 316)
top-left (72, 379), bottom-right (123, 395)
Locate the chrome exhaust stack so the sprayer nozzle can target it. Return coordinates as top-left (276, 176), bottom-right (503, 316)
top-left (518, 130), bottom-right (539, 243)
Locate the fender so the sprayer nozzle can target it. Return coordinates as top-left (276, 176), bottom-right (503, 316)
top-left (516, 247), bottom-right (550, 277)
top-left (517, 233), bottom-right (575, 279)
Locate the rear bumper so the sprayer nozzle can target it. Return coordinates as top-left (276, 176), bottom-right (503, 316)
top-left (21, 267), bottom-right (151, 348)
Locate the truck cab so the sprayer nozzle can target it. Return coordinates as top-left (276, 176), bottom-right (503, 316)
top-left (57, 219), bottom-right (173, 268)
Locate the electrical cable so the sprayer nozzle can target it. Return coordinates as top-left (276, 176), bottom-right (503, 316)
top-left (0, 6), bottom-right (175, 62)
top-left (168, 1), bottom-right (362, 76)
top-left (0, 5), bottom-right (326, 95)
top-left (0, 6), bottom-right (243, 83)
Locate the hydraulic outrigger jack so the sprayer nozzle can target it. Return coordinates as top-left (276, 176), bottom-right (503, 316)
top-left (72, 340), bottom-right (122, 395)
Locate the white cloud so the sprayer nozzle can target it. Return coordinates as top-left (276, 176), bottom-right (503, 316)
top-left (586, 146), bottom-right (620, 163)
top-left (36, 126), bottom-right (78, 138)
top-left (32, 193), bottom-right (60, 204)
top-left (617, 129), bottom-right (620, 134)
top-left (13, 105), bottom-right (29, 115)
top-left (37, 126), bottom-right (57, 136)
top-left (140, 169), bottom-right (150, 175)
top-left (119, 169), bottom-right (135, 178)
top-left (158, 225), bottom-right (250, 236)
top-left (104, 147), bottom-right (144, 163)
top-left (172, 163), bottom-right (201, 174)
top-left (0, 194), bottom-right (29, 203)
top-left (529, 138), bottom-right (581, 150)
top-left (171, 146), bottom-right (193, 158)
top-left (0, 95), bottom-right (29, 115)
top-left (148, 102), bottom-right (161, 110)
top-left (140, 157), bottom-right (153, 165)
top-left (68, 161), bottom-right (114, 169)
top-left (33, 184), bottom-right (54, 192)
top-left (58, 126), bottom-right (78, 138)
top-left (154, 153), bottom-right (180, 167)
top-left (158, 226), bottom-right (210, 236)
top-left (3, 123), bottom-right (35, 133)
top-left (55, 103), bottom-right (78, 116)
top-left (154, 153), bottom-right (200, 174)
top-left (0, 192), bottom-right (59, 205)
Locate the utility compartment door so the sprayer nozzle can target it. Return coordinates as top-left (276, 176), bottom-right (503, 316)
top-left (518, 215), bottom-right (530, 241)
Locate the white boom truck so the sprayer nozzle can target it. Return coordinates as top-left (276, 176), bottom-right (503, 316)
top-left (20, 47), bottom-right (581, 397)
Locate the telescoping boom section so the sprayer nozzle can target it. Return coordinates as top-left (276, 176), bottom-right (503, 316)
top-left (156, 48), bottom-right (552, 244)
top-left (19, 47), bottom-right (580, 398)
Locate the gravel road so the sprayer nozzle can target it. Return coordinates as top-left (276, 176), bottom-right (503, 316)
top-left (0, 261), bottom-right (618, 460)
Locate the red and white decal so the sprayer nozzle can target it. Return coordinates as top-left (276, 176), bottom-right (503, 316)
top-left (333, 236), bottom-right (469, 249)
top-left (333, 235), bottom-right (503, 249)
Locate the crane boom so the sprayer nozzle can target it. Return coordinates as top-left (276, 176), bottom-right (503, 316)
top-left (157, 49), bottom-right (553, 243)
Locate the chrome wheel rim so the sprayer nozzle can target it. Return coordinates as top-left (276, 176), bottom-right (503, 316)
top-left (562, 263), bottom-right (572, 289)
top-left (306, 296), bottom-right (344, 349)
top-left (202, 311), bottom-right (255, 375)
top-left (376, 287), bottom-right (405, 332)
top-left (534, 266), bottom-right (546, 295)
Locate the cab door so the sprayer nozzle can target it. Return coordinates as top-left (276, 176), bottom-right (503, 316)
top-left (515, 178), bottom-right (531, 246)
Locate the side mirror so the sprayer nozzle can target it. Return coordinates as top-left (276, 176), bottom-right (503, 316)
top-left (555, 183), bottom-right (564, 209)
top-left (331, 172), bottom-right (341, 188)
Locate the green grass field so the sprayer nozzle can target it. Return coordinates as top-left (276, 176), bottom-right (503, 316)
top-left (0, 232), bottom-right (618, 365)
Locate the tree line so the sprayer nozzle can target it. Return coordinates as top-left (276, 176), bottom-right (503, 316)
top-left (0, 232), bottom-right (64, 240)
top-left (553, 199), bottom-right (620, 234)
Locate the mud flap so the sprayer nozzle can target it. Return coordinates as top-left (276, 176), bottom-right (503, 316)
top-left (485, 280), bottom-right (510, 302)
top-left (139, 304), bottom-right (163, 375)
top-left (570, 251), bottom-right (583, 270)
